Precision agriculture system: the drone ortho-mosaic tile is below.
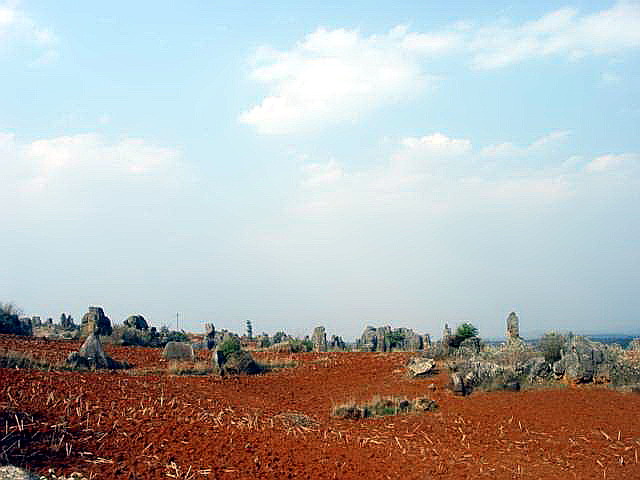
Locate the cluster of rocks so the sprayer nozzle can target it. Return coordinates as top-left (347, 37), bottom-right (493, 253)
top-left (356, 326), bottom-right (430, 352)
top-left (309, 326), bottom-right (347, 352)
top-left (80, 306), bottom-right (112, 337)
top-left (123, 314), bottom-right (148, 330)
top-left (443, 312), bottom-right (640, 395)
top-left (65, 308), bottom-right (128, 370)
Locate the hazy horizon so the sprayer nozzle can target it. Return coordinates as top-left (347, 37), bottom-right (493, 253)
top-left (2, 1), bottom-right (639, 339)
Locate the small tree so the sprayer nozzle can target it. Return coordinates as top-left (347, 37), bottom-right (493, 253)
top-left (273, 331), bottom-right (287, 344)
top-left (246, 320), bottom-right (253, 340)
top-left (218, 336), bottom-right (241, 357)
top-left (447, 323), bottom-right (479, 348)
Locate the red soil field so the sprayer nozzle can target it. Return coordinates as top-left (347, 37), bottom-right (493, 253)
top-left (2, 334), bottom-right (640, 479)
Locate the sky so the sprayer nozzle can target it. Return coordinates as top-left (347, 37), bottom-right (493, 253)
top-left (1, 0), bottom-right (639, 340)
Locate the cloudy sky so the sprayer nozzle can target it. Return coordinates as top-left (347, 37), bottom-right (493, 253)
top-left (1, 1), bottom-right (639, 339)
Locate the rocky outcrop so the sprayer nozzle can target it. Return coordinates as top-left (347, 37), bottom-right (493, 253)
top-left (357, 325), bottom-right (430, 352)
top-left (505, 312), bottom-right (527, 350)
top-left (212, 349), bottom-right (261, 376)
top-left (553, 335), bottom-right (612, 384)
top-left (162, 341), bottom-right (195, 361)
top-left (455, 337), bottom-right (481, 358)
top-left (205, 323), bottom-right (216, 349)
top-left (80, 306), bottom-right (112, 337)
top-left (60, 313), bottom-right (76, 330)
top-left (328, 335), bottom-right (346, 350)
top-left (311, 326), bottom-right (327, 352)
top-left (406, 356), bottom-right (436, 377)
top-left (627, 338), bottom-right (640, 351)
top-left (506, 312), bottom-right (520, 339)
top-left (66, 333), bottom-right (126, 369)
top-left (124, 314), bottom-right (148, 330)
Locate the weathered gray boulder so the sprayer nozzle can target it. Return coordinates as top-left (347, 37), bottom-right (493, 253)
top-left (66, 333), bottom-right (125, 369)
top-left (80, 306), bottom-right (112, 337)
top-left (506, 311), bottom-right (520, 339)
top-left (205, 323), bottom-right (216, 349)
top-left (376, 326), bottom-right (391, 352)
top-left (455, 337), bottom-right (481, 358)
top-left (627, 338), bottom-right (640, 351)
top-left (406, 356), bottom-right (436, 377)
top-left (60, 313), bottom-right (75, 330)
top-left (329, 334), bottom-right (346, 350)
top-left (311, 326), bottom-right (327, 352)
top-left (162, 341), bottom-right (195, 361)
top-left (553, 335), bottom-right (612, 384)
top-left (123, 314), bottom-right (148, 330)
top-left (359, 326), bottom-right (378, 351)
top-left (449, 372), bottom-right (467, 396)
top-left (212, 349), bottom-right (261, 376)
top-left (413, 397), bottom-right (438, 412)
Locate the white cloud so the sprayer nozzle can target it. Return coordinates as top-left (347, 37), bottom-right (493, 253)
top-left (481, 130), bottom-right (570, 158)
top-left (293, 132), bottom-right (638, 216)
top-left (242, 3), bottom-right (640, 134)
top-left (586, 153), bottom-right (640, 173)
top-left (0, 1), bottom-right (57, 63)
top-left (400, 132), bottom-right (472, 157)
top-left (600, 71), bottom-right (622, 85)
top-left (1, 132), bottom-right (183, 207)
top-left (469, 1), bottom-right (640, 69)
top-left (240, 26), bottom-right (444, 135)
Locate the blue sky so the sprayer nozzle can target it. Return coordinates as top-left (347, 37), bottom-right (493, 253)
top-left (1, 1), bottom-right (639, 339)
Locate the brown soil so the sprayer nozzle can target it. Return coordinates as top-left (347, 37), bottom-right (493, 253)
top-left (2, 334), bottom-right (640, 479)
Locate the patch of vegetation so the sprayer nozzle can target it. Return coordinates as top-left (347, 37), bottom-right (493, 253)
top-left (168, 361), bottom-right (214, 376)
top-left (332, 395), bottom-right (437, 419)
top-left (384, 331), bottom-right (406, 350)
top-left (218, 336), bottom-right (242, 358)
top-left (0, 302), bottom-right (31, 336)
top-left (446, 322), bottom-right (479, 348)
top-left (258, 356), bottom-right (298, 371)
top-left (0, 349), bottom-right (57, 370)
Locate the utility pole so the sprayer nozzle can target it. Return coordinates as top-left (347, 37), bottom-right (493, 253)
top-left (176, 312), bottom-right (179, 331)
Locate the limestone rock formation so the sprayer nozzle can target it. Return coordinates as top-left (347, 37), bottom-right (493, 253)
top-left (80, 306), bottom-right (112, 337)
top-left (505, 311), bottom-right (527, 350)
top-left (553, 335), bottom-right (612, 384)
top-left (123, 314), bottom-right (149, 330)
top-left (506, 312), bottom-right (520, 339)
top-left (412, 397), bottom-right (438, 412)
top-left (60, 313), bottom-right (76, 330)
top-left (328, 334), bottom-right (346, 350)
top-left (357, 325), bottom-right (430, 352)
top-left (311, 326), bottom-right (327, 352)
top-left (66, 333), bottom-right (125, 369)
top-left (406, 356), bottom-right (436, 377)
top-left (205, 323), bottom-right (216, 349)
top-left (212, 349), bottom-right (261, 375)
top-left (627, 338), bottom-right (640, 351)
top-left (162, 341), bottom-right (195, 361)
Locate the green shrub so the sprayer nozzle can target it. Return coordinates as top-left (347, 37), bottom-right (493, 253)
top-left (218, 336), bottom-right (241, 357)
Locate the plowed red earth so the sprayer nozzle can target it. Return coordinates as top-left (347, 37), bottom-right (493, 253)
top-left (2, 335), bottom-right (640, 479)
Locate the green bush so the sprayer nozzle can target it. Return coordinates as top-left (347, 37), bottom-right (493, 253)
top-left (218, 336), bottom-right (242, 357)
top-left (385, 332), bottom-right (405, 350)
top-left (0, 303), bottom-right (31, 336)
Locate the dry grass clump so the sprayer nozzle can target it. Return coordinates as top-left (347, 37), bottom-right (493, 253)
top-left (0, 349), bottom-right (59, 370)
top-left (167, 360), bottom-right (214, 376)
top-left (258, 355), bottom-right (298, 371)
top-left (332, 395), bottom-right (437, 419)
